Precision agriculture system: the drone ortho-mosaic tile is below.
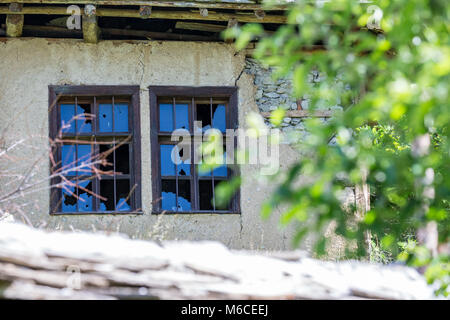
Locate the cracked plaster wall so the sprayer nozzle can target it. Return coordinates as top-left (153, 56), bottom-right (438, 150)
top-left (0, 39), bottom-right (354, 254)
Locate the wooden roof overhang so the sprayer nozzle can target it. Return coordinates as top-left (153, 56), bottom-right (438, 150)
top-left (0, 0), bottom-right (290, 43)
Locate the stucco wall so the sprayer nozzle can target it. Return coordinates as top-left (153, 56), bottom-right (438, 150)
top-left (0, 38), bottom-right (312, 250)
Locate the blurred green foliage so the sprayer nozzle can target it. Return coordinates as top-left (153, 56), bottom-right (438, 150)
top-left (221, 0), bottom-right (449, 295)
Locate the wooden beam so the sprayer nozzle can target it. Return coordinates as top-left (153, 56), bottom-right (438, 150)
top-left (245, 44), bottom-right (326, 57)
top-left (0, 6), bottom-right (287, 23)
top-left (101, 26), bottom-right (218, 41)
top-left (12, 23), bottom-right (82, 37)
top-left (139, 5), bottom-right (151, 19)
top-left (254, 9), bottom-right (265, 19)
top-left (175, 21), bottom-right (226, 33)
top-left (10, 24), bottom-right (219, 41)
top-left (227, 18), bottom-right (238, 28)
top-left (5, 3), bottom-right (24, 37)
top-left (82, 4), bottom-right (100, 43)
top-left (199, 8), bottom-right (208, 17)
top-left (260, 110), bottom-right (334, 118)
top-left (225, 18), bottom-right (238, 43)
top-left (0, 0), bottom-right (289, 11)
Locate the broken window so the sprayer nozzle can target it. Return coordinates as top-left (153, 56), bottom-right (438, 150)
top-left (150, 87), bottom-right (240, 214)
top-left (49, 86), bottom-right (141, 214)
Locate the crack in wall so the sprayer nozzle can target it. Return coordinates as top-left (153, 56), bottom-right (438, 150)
top-left (234, 66), bottom-right (245, 87)
top-left (137, 44), bottom-right (148, 85)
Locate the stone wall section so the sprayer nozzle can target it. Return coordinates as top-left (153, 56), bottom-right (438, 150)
top-left (244, 58), bottom-right (345, 142)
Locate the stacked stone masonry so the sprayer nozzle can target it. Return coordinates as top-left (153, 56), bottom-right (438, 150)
top-left (244, 58), bottom-right (345, 143)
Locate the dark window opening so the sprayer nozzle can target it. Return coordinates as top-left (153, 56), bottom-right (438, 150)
top-left (199, 180), bottom-right (214, 211)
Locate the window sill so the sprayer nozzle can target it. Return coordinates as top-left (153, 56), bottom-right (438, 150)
top-left (50, 211), bottom-right (144, 216)
top-left (151, 211), bottom-right (241, 215)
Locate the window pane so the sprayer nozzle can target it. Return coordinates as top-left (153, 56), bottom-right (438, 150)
top-left (116, 144), bottom-right (130, 175)
top-left (99, 143), bottom-right (114, 173)
top-left (177, 180), bottom-right (191, 211)
top-left (196, 104), bottom-right (211, 132)
top-left (61, 104), bottom-right (75, 133)
top-left (76, 104), bottom-right (92, 133)
top-left (199, 180), bottom-right (214, 210)
top-left (175, 103), bottom-right (189, 130)
top-left (61, 182), bottom-right (77, 212)
top-left (197, 164), bottom-right (211, 177)
top-left (99, 104), bottom-right (113, 132)
top-left (77, 144), bottom-right (92, 176)
top-left (114, 103), bottom-right (129, 132)
top-left (213, 152), bottom-right (227, 177)
top-left (159, 103), bottom-right (173, 132)
top-left (100, 179), bottom-right (115, 211)
top-left (116, 179), bottom-right (131, 211)
top-left (212, 104), bottom-right (226, 132)
top-left (160, 145), bottom-right (175, 176)
top-left (213, 165), bottom-right (227, 177)
top-left (161, 179), bottom-right (177, 211)
top-left (77, 180), bottom-right (93, 212)
top-left (178, 164), bottom-right (190, 176)
top-left (174, 145), bottom-right (190, 176)
top-left (61, 145), bottom-right (76, 176)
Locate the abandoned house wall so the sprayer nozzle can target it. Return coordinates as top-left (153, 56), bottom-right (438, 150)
top-left (0, 38), bottom-right (355, 253)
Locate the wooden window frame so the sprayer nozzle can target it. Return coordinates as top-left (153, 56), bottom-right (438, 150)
top-left (149, 86), bottom-right (240, 214)
top-left (48, 85), bottom-right (142, 215)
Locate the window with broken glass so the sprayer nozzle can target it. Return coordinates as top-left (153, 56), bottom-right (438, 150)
top-left (49, 86), bottom-right (141, 214)
top-left (149, 86), bottom-right (240, 214)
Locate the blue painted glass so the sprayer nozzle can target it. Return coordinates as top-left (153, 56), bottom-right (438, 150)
top-left (116, 198), bottom-right (131, 211)
top-left (161, 180), bottom-right (177, 211)
top-left (173, 145), bottom-right (190, 176)
top-left (61, 104), bottom-right (75, 133)
top-left (160, 145), bottom-right (175, 176)
top-left (77, 181), bottom-right (93, 212)
top-left (213, 165), bottom-right (228, 177)
top-left (198, 157), bottom-right (211, 176)
top-left (159, 103), bottom-right (173, 132)
top-left (76, 104), bottom-right (92, 133)
top-left (178, 162), bottom-right (190, 176)
top-left (77, 144), bottom-right (92, 176)
top-left (213, 152), bottom-right (227, 177)
top-left (198, 165), bottom-right (211, 177)
top-left (99, 104), bottom-right (113, 132)
top-left (114, 103), bottom-right (129, 132)
top-left (212, 104), bottom-right (226, 132)
top-left (61, 183), bottom-right (77, 212)
top-left (61, 145), bottom-right (76, 176)
top-left (116, 180), bottom-right (131, 211)
top-left (178, 196), bottom-right (191, 211)
top-left (162, 192), bottom-right (177, 211)
top-left (175, 104), bottom-right (189, 130)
